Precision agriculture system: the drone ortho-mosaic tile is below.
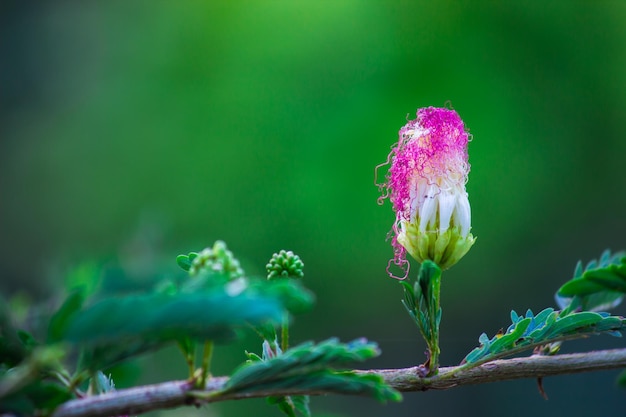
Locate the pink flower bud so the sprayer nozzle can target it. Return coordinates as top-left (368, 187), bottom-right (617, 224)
top-left (377, 107), bottom-right (476, 278)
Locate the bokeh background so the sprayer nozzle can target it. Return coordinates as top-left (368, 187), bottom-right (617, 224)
top-left (2, 1), bottom-right (626, 416)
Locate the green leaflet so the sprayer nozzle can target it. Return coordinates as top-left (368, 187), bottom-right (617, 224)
top-left (462, 308), bottom-right (625, 365)
top-left (267, 395), bottom-right (310, 417)
top-left (176, 252), bottom-right (199, 272)
top-left (223, 338), bottom-right (401, 403)
top-left (544, 312), bottom-right (603, 339)
top-left (556, 250), bottom-right (626, 312)
top-left (488, 318), bottom-right (531, 354)
top-left (176, 254), bottom-right (193, 272)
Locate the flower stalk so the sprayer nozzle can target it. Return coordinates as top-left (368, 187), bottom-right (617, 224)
top-left (400, 261), bottom-right (443, 375)
top-left (379, 106), bottom-right (475, 374)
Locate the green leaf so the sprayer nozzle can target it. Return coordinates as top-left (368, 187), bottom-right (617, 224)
top-left (545, 312), bottom-right (603, 338)
top-left (556, 250), bottom-right (626, 312)
top-left (267, 395), bottom-right (310, 417)
top-left (176, 254), bottom-right (192, 272)
top-left (488, 318), bottom-right (531, 354)
top-left (291, 395), bottom-right (310, 417)
top-left (47, 290), bottom-right (85, 343)
top-left (559, 280), bottom-right (607, 297)
top-left (224, 339), bottom-right (401, 403)
top-left (463, 333), bottom-right (490, 364)
top-left (64, 291), bottom-right (280, 344)
top-left (63, 278), bottom-right (313, 370)
top-left (176, 252), bottom-right (199, 272)
top-left (462, 308), bottom-right (625, 365)
top-left (249, 278), bottom-right (314, 315)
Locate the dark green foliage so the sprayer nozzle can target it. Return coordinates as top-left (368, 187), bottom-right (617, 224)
top-left (0, 245), bottom-right (389, 417)
top-left (617, 369), bottom-right (626, 388)
top-left (268, 394), bottom-right (310, 417)
top-left (223, 338), bottom-right (401, 403)
top-left (556, 250), bottom-right (626, 312)
top-left (463, 308), bottom-right (625, 365)
top-left (0, 346), bottom-right (69, 415)
top-left (0, 302), bottom-right (28, 368)
top-left (0, 380), bottom-right (72, 415)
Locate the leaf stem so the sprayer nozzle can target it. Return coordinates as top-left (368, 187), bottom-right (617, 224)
top-left (199, 341), bottom-right (214, 388)
top-left (177, 340), bottom-right (196, 379)
top-left (426, 270), bottom-right (441, 375)
top-left (281, 312), bottom-right (289, 352)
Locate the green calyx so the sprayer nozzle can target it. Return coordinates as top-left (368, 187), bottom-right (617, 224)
top-left (398, 222), bottom-right (476, 270)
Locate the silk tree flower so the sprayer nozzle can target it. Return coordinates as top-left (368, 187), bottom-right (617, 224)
top-left (377, 107), bottom-right (476, 278)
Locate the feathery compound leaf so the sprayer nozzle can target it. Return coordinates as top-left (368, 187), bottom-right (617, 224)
top-left (462, 308), bottom-right (625, 365)
top-left (223, 338), bottom-right (401, 403)
top-left (62, 279), bottom-right (313, 370)
top-left (556, 250), bottom-right (626, 312)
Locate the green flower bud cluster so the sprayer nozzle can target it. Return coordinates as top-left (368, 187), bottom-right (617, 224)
top-left (266, 250), bottom-right (304, 280)
top-left (190, 240), bottom-right (244, 279)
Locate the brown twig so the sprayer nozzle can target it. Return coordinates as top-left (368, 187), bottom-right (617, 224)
top-left (51, 348), bottom-right (626, 417)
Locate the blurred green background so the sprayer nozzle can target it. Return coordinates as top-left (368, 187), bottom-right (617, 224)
top-left (2, 1), bottom-right (626, 416)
